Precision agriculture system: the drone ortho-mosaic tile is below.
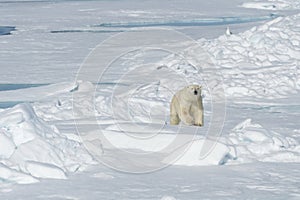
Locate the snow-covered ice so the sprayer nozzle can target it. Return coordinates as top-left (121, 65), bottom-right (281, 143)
top-left (0, 103), bottom-right (95, 184)
top-left (0, 0), bottom-right (300, 199)
top-left (242, 0), bottom-right (300, 10)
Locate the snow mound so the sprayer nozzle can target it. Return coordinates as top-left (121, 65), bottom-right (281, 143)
top-left (199, 14), bottom-right (300, 98)
top-left (34, 81), bottom-right (96, 121)
top-left (228, 119), bottom-right (300, 163)
top-left (0, 103), bottom-right (94, 184)
top-left (101, 118), bottom-right (300, 167)
top-left (159, 14), bottom-right (300, 99)
top-left (0, 163), bottom-right (38, 184)
top-left (172, 139), bottom-right (235, 166)
top-left (169, 119), bottom-right (299, 166)
top-left (101, 125), bottom-right (236, 167)
top-left (26, 161), bottom-right (67, 179)
top-left (0, 132), bottom-right (15, 159)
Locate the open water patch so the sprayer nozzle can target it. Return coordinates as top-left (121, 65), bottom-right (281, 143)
top-left (95, 82), bottom-right (129, 86)
top-left (50, 29), bottom-right (124, 34)
top-left (0, 84), bottom-right (48, 91)
top-left (94, 14), bottom-right (279, 28)
top-left (0, 101), bottom-right (25, 109)
top-left (0, 26), bottom-right (16, 36)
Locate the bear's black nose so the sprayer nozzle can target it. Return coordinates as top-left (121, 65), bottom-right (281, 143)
top-left (194, 90), bottom-right (198, 95)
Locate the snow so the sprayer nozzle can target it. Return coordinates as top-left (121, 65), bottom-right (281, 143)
top-left (0, 82), bottom-right (79, 102)
top-left (241, 0), bottom-right (300, 10)
top-left (0, 131), bottom-right (16, 159)
top-left (0, 0), bottom-right (300, 199)
top-left (0, 103), bottom-right (95, 184)
top-left (25, 161), bottom-right (67, 179)
top-left (229, 119), bottom-right (300, 163)
top-left (0, 163), bottom-right (39, 185)
top-left (171, 139), bottom-right (233, 166)
top-left (197, 15), bottom-right (300, 98)
top-left (161, 195), bottom-right (177, 200)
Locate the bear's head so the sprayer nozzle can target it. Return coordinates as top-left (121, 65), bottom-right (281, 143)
top-left (186, 85), bottom-right (202, 98)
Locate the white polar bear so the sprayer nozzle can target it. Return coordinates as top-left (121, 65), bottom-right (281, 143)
top-left (170, 85), bottom-right (203, 126)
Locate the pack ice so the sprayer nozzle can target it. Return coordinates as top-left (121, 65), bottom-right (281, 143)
top-left (0, 84), bottom-right (95, 184)
top-left (0, 14), bottom-right (300, 185)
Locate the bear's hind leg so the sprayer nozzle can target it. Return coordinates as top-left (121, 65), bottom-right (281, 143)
top-left (170, 113), bottom-right (180, 125)
top-left (170, 97), bottom-right (180, 125)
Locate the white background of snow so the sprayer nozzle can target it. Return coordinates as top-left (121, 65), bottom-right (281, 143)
top-left (242, 0), bottom-right (300, 10)
top-left (199, 15), bottom-right (300, 98)
top-left (0, 103), bottom-right (95, 184)
top-left (0, 0), bottom-right (299, 199)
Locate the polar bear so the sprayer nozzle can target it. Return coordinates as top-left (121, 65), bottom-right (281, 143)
top-left (170, 85), bottom-right (203, 126)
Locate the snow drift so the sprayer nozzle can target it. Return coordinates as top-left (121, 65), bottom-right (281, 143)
top-left (101, 118), bottom-right (300, 166)
top-left (228, 119), bottom-right (300, 163)
top-left (159, 14), bottom-right (300, 99)
top-left (202, 14), bottom-right (300, 98)
top-left (0, 103), bottom-right (94, 184)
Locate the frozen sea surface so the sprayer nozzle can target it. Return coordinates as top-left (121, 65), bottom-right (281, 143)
top-left (0, 0), bottom-right (287, 84)
top-left (1, 163), bottom-right (300, 200)
top-left (0, 0), bottom-right (299, 199)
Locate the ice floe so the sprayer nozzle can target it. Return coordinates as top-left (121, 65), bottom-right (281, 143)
top-left (0, 103), bottom-right (94, 184)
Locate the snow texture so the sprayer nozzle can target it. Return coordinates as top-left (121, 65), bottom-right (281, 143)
top-left (0, 13), bottom-right (299, 184)
top-left (242, 0), bottom-right (300, 10)
top-left (0, 103), bottom-right (94, 184)
top-left (0, 0), bottom-right (299, 199)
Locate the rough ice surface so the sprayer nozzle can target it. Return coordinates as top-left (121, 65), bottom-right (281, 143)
top-left (0, 0), bottom-right (300, 199)
top-left (25, 161), bottom-right (67, 179)
top-left (160, 15), bottom-right (300, 99)
top-left (242, 0), bottom-right (300, 10)
top-left (1, 78), bottom-right (299, 184)
top-left (228, 119), bottom-right (300, 163)
top-left (0, 103), bottom-right (95, 184)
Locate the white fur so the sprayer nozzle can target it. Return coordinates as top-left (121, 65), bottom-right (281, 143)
top-left (170, 85), bottom-right (203, 126)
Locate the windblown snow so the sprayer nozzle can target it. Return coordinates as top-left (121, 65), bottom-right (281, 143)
top-left (0, 3), bottom-right (299, 192)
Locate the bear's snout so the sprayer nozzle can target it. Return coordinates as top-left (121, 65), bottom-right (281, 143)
top-left (194, 90), bottom-right (198, 95)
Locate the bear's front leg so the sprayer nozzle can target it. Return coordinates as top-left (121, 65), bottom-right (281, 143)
top-left (194, 110), bottom-right (203, 126)
top-left (181, 107), bottom-right (194, 125)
